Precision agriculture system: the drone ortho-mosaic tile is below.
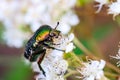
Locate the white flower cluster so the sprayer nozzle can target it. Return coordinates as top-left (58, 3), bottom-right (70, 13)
top-left (0, 0), bottom-right (79, 48)
top-left (95, 0), bottom-right (120, 19)
top-left (3, 27), bottom-right (30, 48)
top-left (94, 0), bottom-right (108, 13)
top-left (108, 0), bottom-right (120, 20)
top-left (110, 47), bottom-right (120, 67)
top-left (77, 60), bottom-right (106, 80)
top-left (32, 33), bottom-right (75, 80)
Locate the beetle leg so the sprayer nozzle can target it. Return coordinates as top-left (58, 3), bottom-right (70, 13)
top-left (50, 42), bottom-right (61, 45)
top-left (37, 53), bottom-right (46, 76)
top-left (44, 41), bottom-right (60, 46)
top-left (43, 42), bottom-right (65, 52)
top-left (37, 63), bottom-right (46, 76)
top-left (49, 46), bottom-right (65, 52)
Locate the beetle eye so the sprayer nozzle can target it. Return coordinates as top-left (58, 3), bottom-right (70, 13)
top-left (50, 33), bottom-right (54, 36)
top-left (50, 32), bottom-right (55, 36)
top-left (53, 33), bottom-right (58, 38)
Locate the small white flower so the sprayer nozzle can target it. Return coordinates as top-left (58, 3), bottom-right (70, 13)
top-left (65, 43), bottom-right (74, 53)
top-left (110, 48), bottom-right (120, 67)
top-left (108, 1), bottom-right (120, 20)
top-left (68, 33), bottom-right (74, 42)
top-left (77, 60), bottom-right (106, 80)
top-left (65, 33), bottom-right (75, 53)
top-left (94, 0), bottom-right (108, 13)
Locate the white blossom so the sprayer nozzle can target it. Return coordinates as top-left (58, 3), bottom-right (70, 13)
top-left (65, 33), bottom-right (75, 53)
top-left (36, 52), bottom-right (68, 80)
top-left (110, 47), bottom-right (120, 67)
top-left (77, 60), bottom-right (106, 80)
top-left (0, 0), bottom-right (79, 48)
top-left (31, 33), bottom-right (74, 80)
top-left (117, 0), bottom-right (120, 3)
top-left (94, 0), bottom-right (108, 13)
top-left (108, 1), bottom-right (120, 20)
top-left (3, 27), bottom-right (30, 48)
top-left (51, 33), bottom-right (75, 52)
top-left (65, 43), bottom-right (74, 53)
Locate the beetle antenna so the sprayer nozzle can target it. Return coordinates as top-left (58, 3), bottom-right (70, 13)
top-left (49, 22), bottom-right (59, 35)
top-left (54, 22), bottom-right (59, 30)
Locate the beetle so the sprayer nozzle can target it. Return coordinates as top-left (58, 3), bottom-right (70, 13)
top-left (24, 22), bottom-right (64, 76)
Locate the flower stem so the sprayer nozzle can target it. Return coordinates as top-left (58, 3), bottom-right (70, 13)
top-left (73, 36), bottom-right (98, 59)
top-left (71, 52), bottom-right (82, 64)
top-left (88, 38), bottom-right (105, 58)
top-left (105, 71), bottom-right (118, 78)
top-left (64, 69), bottom-right (78, 78)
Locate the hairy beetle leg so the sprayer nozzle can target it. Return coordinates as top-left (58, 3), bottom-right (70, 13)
top-left (48, 46), bottom-right (65, 52)
top-left (37, 53), bottom-right (46, 76)
top-left (51, 43), bottom-right (61, 45)
top-left (37, 63), bottom-right (46, 76)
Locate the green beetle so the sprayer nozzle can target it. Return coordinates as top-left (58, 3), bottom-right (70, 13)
top-left (24, 22), bottom-right (63, 76)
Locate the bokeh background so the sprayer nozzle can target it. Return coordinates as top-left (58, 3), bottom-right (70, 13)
top-left (0, 0), bottom-right (120, 80)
